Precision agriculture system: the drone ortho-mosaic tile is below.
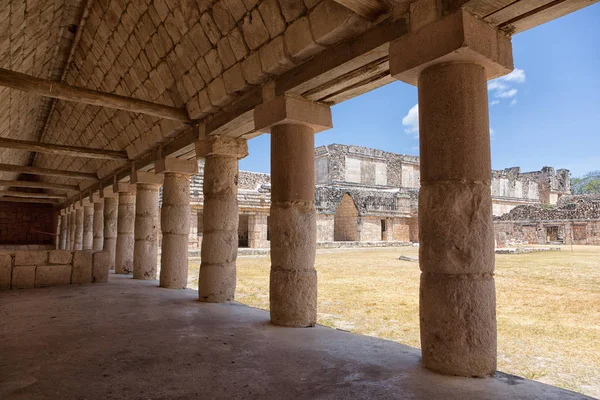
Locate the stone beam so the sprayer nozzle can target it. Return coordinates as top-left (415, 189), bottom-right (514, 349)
top-left (0, 163), bottom-right (99, 181)
top-left (0, 68), bottom-right (191, 122)
top-left (0, 197), bottom-right (59, 204)
top-left (0, 190), bottom-right (67, 199)
top-left (0, 180), bottom-right (79, 191)
top-left (0, 137), bottom-right (128, 160)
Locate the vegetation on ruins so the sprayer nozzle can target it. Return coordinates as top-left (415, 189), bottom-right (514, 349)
top-left (572, 170), bottom-right (600, 194)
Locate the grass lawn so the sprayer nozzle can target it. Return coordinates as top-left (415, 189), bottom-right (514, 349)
top-left (187, 245), bottom-right (600, 397)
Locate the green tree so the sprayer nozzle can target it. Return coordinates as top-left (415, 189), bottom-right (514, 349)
top-left (571, 170), bottom-right (600, 194)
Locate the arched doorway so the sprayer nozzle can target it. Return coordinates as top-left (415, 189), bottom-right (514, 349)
top-left (334, 194), bottom-right (359, 241)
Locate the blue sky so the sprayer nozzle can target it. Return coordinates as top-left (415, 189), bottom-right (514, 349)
top-left (240, 4), bottom-right (600, 178)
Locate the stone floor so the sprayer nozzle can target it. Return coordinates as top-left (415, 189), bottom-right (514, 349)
top-left (0, 275), bottom-right (591, 400)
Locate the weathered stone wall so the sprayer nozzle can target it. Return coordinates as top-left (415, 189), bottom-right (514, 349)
top-left (316, 214), bottom-right (334, 242)
top-left (494, 220), bottom-right (600, 246)
top-left (0, 249), bottom-right (110, 290)
top-left (359, 217), bottom-right (383, 242)
top-left (0, 203), bottom-right (55, 245)
top-left (333, 194), bottom-right (359, 241)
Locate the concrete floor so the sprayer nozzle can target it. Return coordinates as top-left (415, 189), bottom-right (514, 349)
top-left (0, 275), bottom-right (591, 400)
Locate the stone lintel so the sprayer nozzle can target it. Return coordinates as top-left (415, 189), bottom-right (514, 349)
top-left (390, 10), bottom-right (513, 85)
top-left (113, 181), bottom-right (136, 194)
top-left (155, 158), bottom-right (198, 175)
top-left (131, 170), bottom-right (163, 186)
top-left (254, 95), bottom-right (332, 134)
top-left (195, 136), bottom-right (248, 159)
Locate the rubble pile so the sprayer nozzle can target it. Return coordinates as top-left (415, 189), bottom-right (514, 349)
top-left (497, 196), bottom-right (600, 221)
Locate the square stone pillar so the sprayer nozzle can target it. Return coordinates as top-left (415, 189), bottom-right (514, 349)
top-left (91, 193), bottom-right (104, 252)
top-left (255, 95), bottom-right (332, 327)
top-left (74, 204), bottom-right (84, 251)
top-left (156, 157), bottom-right (198, 289)
top-left (101, 188), bottom-right (118, 271)
top-left (197, 210), bottom-right (203, 250)
top-left (131, 170), bottom-right (163, 280)
top-left (195, 135), bottom-right (248, 302)
top-left (83, 203), bottom-right (94, 250)
top-left (114, 182), bottom-right (136, 274)
top-left (390, 9), bottom-right (513, 377)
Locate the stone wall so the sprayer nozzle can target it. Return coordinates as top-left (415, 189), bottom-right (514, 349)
top-left (334, 194), bottom-right (359, 241)
top-left (316, 214), bottom-right (334, 242)
top-left (0, 203), bottom-right (56, 245)
top-left (0, 249), bottom-right (110, 290)
top-left (494, 220), bottom-right (600, 246)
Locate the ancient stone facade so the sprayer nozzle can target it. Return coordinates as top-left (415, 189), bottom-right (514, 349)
top-left (184, 144), bottom-right (577, 249)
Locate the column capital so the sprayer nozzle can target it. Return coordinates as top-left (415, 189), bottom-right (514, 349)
top-left (100, 186), bottom-right (117, 198)
top-left (195, 136), bottom-right (248, 159)
top-left (131, 170), bottom-right (163, 186)
top-left (113, 181), bottom-right (136, 194)
top-left (254, 95), bottom-right (332, 133)
top-left (390, 9), bottom-right (513, 86)
top-left (156, 158), bottom-right (198, 175)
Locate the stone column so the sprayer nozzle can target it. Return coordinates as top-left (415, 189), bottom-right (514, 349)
top-left (197, 211), bottom-right (203, 249)
top-left (255, 95), bottom-right (332, 327)
top-left (103, 193), bottom-right (118, 271)
top-left (59, 211), bottom-right (68, 250)
top-left (115, 183), bottom-right (136, 274)
top-left (131, 171), bottom-right (162, 280)
top-left (83, 205), bottom-right (94, 250)
top-left (248, 214), bottom-right (268, 248)
top-left (69, 207), bottom-right (76, 250)
top-left (156, 158), bottom-right (198, 289)
top-left (93, 200), bottom-right (104, 252)
top-left (74, 207), bottom-right (84, 250)
top-left (195, 136), bottom-right (248, 302)
top-left (390, 10), bottom-right (513, 377)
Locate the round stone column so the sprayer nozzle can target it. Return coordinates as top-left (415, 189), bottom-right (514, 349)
top-left (157, 158), bottom-right (198, 289)
top-left (74, 208), bottom-right (84, 250)
top-left (115, 186), bottom-right (136, 274)
top-left (93, 202), bottom-right (104, 252)
top-left (103, 196), bottom-right (118, 271)
top-left (69, 209), bottom-right (76, 250)
top-left (254, 95), bottom-right (332, 327)
top-left (270, 124), bottom-right (317, 327)
top-left (418, 62), bottom-right (496, 377)
top-left (195, 137), bottom-right (247, 302)
top-left (83, 205), bottom-right (94, 250)
top-left (59, 213), bottom-right (68, 249)
top-left (132, 172), bottom-right (162, 280)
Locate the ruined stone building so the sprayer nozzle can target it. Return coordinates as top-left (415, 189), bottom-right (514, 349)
top-left (1, 1), bottom-right (597, 398)
top-left (184, 144), bottom-right (574, 249)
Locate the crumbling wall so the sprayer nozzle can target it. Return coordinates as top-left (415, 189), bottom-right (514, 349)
top-left (0, 203), bottom-right (55, 245)
top-left (334, 194), bottom-right (359, 241)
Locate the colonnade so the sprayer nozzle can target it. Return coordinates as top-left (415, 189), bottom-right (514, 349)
top-left (54, 8), bottom-right (511, 379)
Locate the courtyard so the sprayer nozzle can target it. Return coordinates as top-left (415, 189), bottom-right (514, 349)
top-left (189, 246), bottom-right (600, 398)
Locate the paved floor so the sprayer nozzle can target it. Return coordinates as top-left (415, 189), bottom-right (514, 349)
top-left (0, 275), bottom-right (591, 399)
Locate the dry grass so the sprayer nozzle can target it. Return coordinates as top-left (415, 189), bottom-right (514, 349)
top-left (188, 245), bottom-right (600, 397)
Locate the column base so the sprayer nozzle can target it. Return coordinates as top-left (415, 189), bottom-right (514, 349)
top-left (420, 272), bottom-right (496, 377)
top-left (270, 268), bottom-right (317, 327)
top-left (198, 262), bottom-right (236, 302)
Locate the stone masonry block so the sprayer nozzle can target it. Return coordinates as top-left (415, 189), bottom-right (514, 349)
top-left (0, 254), bottom-right (11, 290)
top-left (279, 0), bottom-right (306, 22)
top-left (196, 136), bottom-right (248, 159)
top-left (285, 16), bottom-right (324, 61)
top-left (72, 250), bottom-right (93, 284)
top-left (223, 63), bottom-right (248, 95)
top-left (92, 251), bottom-right (111, 283)
top-left (228, 28), bottom-right (249, 61)
top-left (200, 13), bottom-right (222, 45)
top-left (217, 37), bottom-right (236, 69)
top-left (212, 1), bottom-right (236, 34)
top-left (254, 95), bottom-right (332, 133)
top-left (309, 0), bottom-right (371, 46)
top-left (241, 52), bottom-right (269, 85)
top-left (207, 77), bottom-right (234, 107)
top-left (259, 36), bottom-right (294, 75)
top-left (242, 9), bottom-right (270, 50)
top-left (223, 0), bottom-right (246, 21)
top-left (259, 0), bottom-right (286, 38)
top-left (12, 266), bottom-right (36, 289)
top-left (36, 265), bottom-right (72, 288)
top-left (14, 250), bottom-right (48, 266)
top-left (49, 250), bottom-right (73, 265)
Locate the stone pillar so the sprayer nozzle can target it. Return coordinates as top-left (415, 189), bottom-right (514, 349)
top-left (93, 201), bottom-right (104, 252)
top-left (69, 208), bottom-right (76, 250)
top-left (390, 9), bottom-right (513, 377)
top-left (255, 95), bottom-right (332, 327)
top-left (83, 205), bottom-right (94, 250)
top-left (248, 214), bottom-right (268, 248)
top-left (59, 211), bottom-right (68, 250)
top-left (156, 158), bottom-right (198, 289)
top-left (103, 194), bottom-right (118, 271)
top-left (131, 171), bottom-right (162, 280)
top-left (195, 136), bottom-right (248, 302)
top-left (197, 211), bottom-right (203, 249)
top-left (115, 183), bottom-right (136, 274)
top-left (74, 207), bottom-right (84, 250)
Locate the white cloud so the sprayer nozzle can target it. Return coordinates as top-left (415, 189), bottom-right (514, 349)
top-left (496, 88), bottom-right (518, 98)
top-left (402, 104), bottom-right (419, 137)
top-left (487, 68), bottom-right (526, 105)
